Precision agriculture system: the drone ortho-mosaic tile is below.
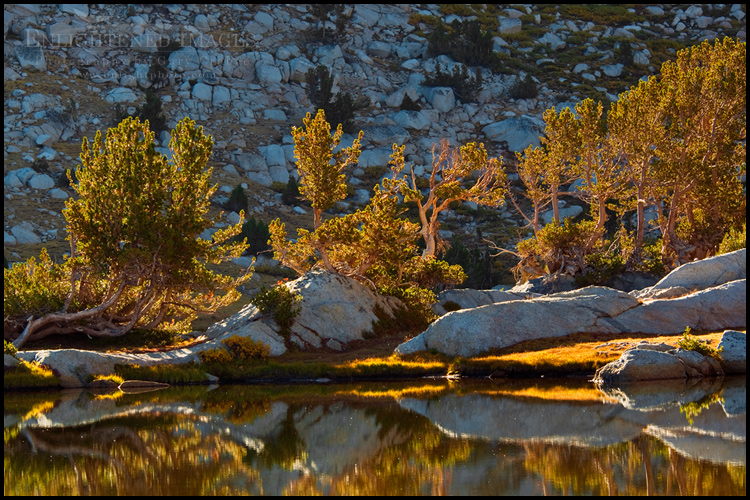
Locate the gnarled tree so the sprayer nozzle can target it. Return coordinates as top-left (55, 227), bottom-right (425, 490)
top-left (5, 117), bottom-right (251, 348)
top-left (398, 138), bottom-right (507, 257)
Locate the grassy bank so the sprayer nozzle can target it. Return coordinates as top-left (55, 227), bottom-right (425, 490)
top-left (5, 330), bottom-right (737, 391)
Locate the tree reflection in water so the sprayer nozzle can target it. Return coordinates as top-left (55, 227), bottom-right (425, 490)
top-left (4, 380), bottom-right (746, 496)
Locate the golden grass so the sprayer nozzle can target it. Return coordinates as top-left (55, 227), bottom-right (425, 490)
top-left (4, 360), bottom-right (60, 390)
top-left (453, 330), bottom-right (733, 377)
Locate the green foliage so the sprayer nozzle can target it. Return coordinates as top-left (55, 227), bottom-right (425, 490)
top-left (371, 286), bottom-right (437, 335)
top-left (677, 327), bottom-right (723, 358)
top-left (5, 116), bottom-right (251, 349)
top-left (305, 65), bottom-right (369, 133)
top-left (291, 108), bottom-right (363, 229)
top-left (618, 41), bottom-right (634, 66)
top-left (556, 5), bottom-right (644, 25)
top-left (251, 281), bottom-right (302, 337)
top-left (631, 237), bottom-right (668, 276)
top-left (236, 216), bottom-right (270, 256)
top-left (718, 223), bottom-right (746, 255)
top-left (272, 114), bottom-right (511, 329)
top-left (512, 37), bottom-right (746, 276)
top-left (423, 61), bottom-right (483, 102)
top-left (576, 251), bottom-right (626, 287)
top-left (225, 184), bottom-right (248, 214)
top-left (5, 339), bottom-right (18, 357)
top-left (115, 362), bottom-right (207, 384)
top-left (442, 239), bottom-right (499, 289)
top-left (306, 4), bottom-right (352, 44)
top-left (508, 74), bottom-right (538, 99)
top-left (427, 19), bottom-right (497, 69)
top-left (281, 176), bottom-right (301, 205)
top-left (197, 335), bottom-right (270, 366)
top-left (516, 219), bottom-right (599, 280)
top-left (4, 248), bottom-right (69, 333)
top-left (115, 89), bottom-right (167, 133)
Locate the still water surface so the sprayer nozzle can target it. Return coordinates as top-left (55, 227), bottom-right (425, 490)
top-left (4, 377), bottom-right (745, 495)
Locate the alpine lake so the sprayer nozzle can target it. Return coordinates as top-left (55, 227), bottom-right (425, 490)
top-left (4, 375), bottom-right (745, 496)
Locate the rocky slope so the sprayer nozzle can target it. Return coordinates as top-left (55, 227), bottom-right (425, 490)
top-left (4, 4), bottom-right (747, 278)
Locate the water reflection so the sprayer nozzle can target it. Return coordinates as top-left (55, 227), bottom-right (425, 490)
top-left (4, 377), bottom-right (746, 495)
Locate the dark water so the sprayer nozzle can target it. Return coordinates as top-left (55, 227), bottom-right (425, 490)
top-left (4, 376), bottom-right (745, 495)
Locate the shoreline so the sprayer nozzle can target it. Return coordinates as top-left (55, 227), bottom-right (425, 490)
top-left (5, 329), bottom-right (738, 392)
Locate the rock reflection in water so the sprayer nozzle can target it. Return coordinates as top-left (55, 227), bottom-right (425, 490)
top-left (4, 378), bottom-right (746, 495)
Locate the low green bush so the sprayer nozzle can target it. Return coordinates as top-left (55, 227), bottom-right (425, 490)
top-left (677, 327), bottom-right (723, 358)
top-left (225, 184), bottom-right (248, 214)
top-left (4, 360), bottom-right (60, 389)
top-left (427, 19), bottom-right (497, 69)
top-left (251, 281), bottom-right (302, 337)
top-left (5, 339), bottom-right (18, 357)
top-left (114, 362), bottom-right (208, 384)
top-left (115, 89), bottom-right (167, 133)
top-left (576, 251), bottom-right (626, 287)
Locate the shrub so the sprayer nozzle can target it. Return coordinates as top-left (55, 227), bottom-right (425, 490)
top-left (116, 89), bottom-right (168, 133)
top-left (225, 184), bottom-right (249, 214)
top-left (222, 335), bottom-right (270, 360)
top-left (281, 176), bottom-right (300, 205)
top-left (508, 74), bottom-right (538, 99)
top-left (251, 281), bottom-right (302, 337)
top-left (515, 219), bottom-right (599, 280)
top-left (198, 347), bottom-right (232, 365)
top-left (5, 339), bottom-right (18, 357)
top-left (32, 158), bottom-right (50, 173)
top-left (305, 66), bottom-right (369, 133)
top-left (677, 327), bottom-right (723, 358)
top-left (236, 216), bottom-right (270, 256)
top-left (306, 4), bottom-right (352, 44)
top-left (718, 223), bottom-right (746, 254)
top-left (4, 360), bottom-right (59, 389)
top-left (576, 251), bottom-right (626, 287)
top-left (423, 62), bottom-right (483, 102)
top-left (427, 19), bottom-right (497, 69)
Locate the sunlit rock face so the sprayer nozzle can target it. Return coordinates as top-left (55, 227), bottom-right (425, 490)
top-left (396, 251), bottom-right (747, 358)
top-left (396, 286), bottom-right (640, 357)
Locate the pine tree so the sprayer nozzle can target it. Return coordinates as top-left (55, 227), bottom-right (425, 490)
top-left (5, 117), bottom-right (251, 348)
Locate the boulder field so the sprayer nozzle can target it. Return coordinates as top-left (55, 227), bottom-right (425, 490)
top-left (394, 249), bottom-right (746, 357)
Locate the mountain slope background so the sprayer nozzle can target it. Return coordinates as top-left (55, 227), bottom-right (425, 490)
top-left (4, 4), bottom-right (747, 288)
